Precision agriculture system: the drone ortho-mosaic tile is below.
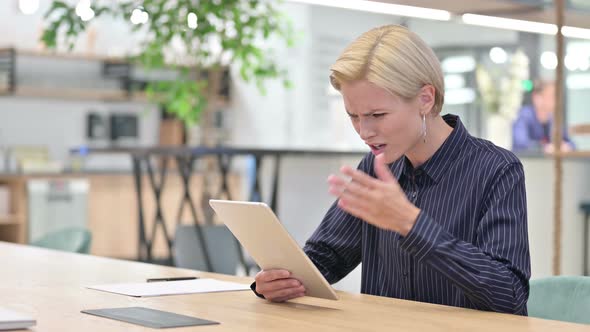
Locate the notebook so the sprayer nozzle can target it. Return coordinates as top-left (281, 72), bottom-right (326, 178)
top-left (0, 308), bottom-right (36, 330)
top-left (87, 278), bottom-right (250, 297)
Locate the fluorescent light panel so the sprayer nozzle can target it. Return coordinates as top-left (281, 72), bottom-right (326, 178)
top-left (462, 14), bottom-right (590, 40)
top-left (287, 1), bottom-right (590, 39)
top-left (462, 14), bottom-right (557, 35)
top-left (287, 0), bottom-right (451, 21)
top-left (562, 26), bottom-right (590, 40)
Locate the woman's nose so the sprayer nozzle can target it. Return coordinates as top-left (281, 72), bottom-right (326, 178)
top-left (358, 120), bottom-right (376, 140)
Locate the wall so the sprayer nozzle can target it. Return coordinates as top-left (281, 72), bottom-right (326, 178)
top-left (523, 157), bottom-right (590, 277)
top-left (228, 4), bottom-right (402, 150)
top-left (0, 98), bottom-right (159, 170)
top-left (0, 2), bottom-right (158, 171)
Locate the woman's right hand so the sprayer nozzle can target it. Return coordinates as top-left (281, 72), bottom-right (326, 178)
top-left (254, 269), bottom-right (306, 302)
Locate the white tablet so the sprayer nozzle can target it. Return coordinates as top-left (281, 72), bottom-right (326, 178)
top-left (209, 199), bottom-right (338, 300)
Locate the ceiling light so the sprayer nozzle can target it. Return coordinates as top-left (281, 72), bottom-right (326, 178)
top-left (441, 55), bottom-right (476, 73)
top-left (489, 47), bottom-right (508, 64)
top-left (75, 0), bottom-right (95, 22)
top-left (130, 8), bottom-right (149, 25)
top-left (187, 12), bottom-right (198, 30)
top-left (565, 54), bottom-right (578, 71)
top-left (540, 51), bottom-right (557, 70)
top-left (462, 14), bottom-right (557, 35)
top-left (287, 0), bottom-right (451, 21)
top-left (462, 14), bottom-right (590, 40)
top-left (18, 0), bottom-right (39, 15)
top-left (562, 26), bottom-right (590, 40)
top-left (579, 57), bottom-right (590, 71)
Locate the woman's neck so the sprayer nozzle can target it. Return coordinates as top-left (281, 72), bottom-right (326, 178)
top-left (405, 115), bottom-right (453, 168)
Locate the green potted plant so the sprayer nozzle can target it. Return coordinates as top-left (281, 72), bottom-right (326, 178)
top-left (41, 0), bottom-right (295, 144)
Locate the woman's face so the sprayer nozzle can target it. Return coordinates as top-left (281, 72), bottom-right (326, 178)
top-left (340, 80), bottom-right (423, 164)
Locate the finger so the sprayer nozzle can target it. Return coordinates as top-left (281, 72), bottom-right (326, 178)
top-left (327, 175), bottom-right (348, 196)
top-left (340, 166), bottom-right (379, 189)
top-left (265, 285), bottom-right (306, 302)
top-left (342, 180), bottom-right (375, 200)
top-left (255, 269), bottom-right (291, 283)
top-left (374, 154), bottom-right (396, 183)
top-left (267, 286), bottom-right (306, 302)
top-left (327, 174), bottom-right (348, 187)
top-left (256, 278), bottom-right (302, 294)
top-left (338, 199), bottom-right (373, 225)
top-left (331, 180), bottom-right (374, 205)
top-left (338, 190), bottom-right (374, 218)
top-left (272, 291), bottom-right (306, 303)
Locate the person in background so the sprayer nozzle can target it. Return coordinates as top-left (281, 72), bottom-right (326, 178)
top-left (512, 80), bottom-right (575, 153)
top-left (252, 25), bottom-right (530, 316)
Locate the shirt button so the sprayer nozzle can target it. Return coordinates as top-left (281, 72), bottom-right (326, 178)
top-left (402, 271), bottom-right (408, 277)
top-left (411, 192), bottom-right (417, 198)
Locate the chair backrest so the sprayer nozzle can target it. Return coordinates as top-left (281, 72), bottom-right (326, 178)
top-left (173, 224), bottom-right (243, 275)
top-left (528, 276), bottom-right (590, 324)
top-left (31, 227), bottom-right (92, 254)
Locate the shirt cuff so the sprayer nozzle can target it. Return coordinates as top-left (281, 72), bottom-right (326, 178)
top-left (250, 281), bottom-right (266, 299)
top-left (399, 210), bottom-right (445, 263)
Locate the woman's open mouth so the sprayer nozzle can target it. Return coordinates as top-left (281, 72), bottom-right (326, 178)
top-left (369, 144), bottom-right (386, 155)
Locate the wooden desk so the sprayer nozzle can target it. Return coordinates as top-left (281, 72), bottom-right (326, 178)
top-left (0, 242), bottom-right (587, 331)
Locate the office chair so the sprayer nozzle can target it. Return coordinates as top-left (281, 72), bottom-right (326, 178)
top-left (527, 275), bottom-right (590, 324)
top-left (31, 227), bottom-right (92, 254)
top-left (173, 224), bottom-right (256, 275)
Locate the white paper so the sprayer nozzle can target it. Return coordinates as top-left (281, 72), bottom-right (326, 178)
top-left (0, 308), bottom-right (36, 330)
top-left (87, 278), bottom-right (250, 297)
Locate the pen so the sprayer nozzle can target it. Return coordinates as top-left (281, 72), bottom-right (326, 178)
top-left (146, 276), bottom-right (199, 282)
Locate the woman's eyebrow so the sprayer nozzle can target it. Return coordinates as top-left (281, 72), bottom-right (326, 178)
top-left (362, 108), bottom-right (388, 116)
top-left (345, 108), bottom-right (389, 116)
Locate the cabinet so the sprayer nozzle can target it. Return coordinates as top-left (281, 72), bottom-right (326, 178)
top-left (0, 177), bottom-right (26, 243)
top-left (0, 172), bottom-right (241, 260)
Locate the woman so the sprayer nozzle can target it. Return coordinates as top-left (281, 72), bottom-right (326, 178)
top-left (253, 25), bottom-right (531, 315)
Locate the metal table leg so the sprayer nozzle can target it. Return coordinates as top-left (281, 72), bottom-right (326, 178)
top-left (175, 155), bottom-right (213, 272)
top-left (145, 156), bottom-right (173, 264)
top-left (131, 155), bottom-right (148, 262)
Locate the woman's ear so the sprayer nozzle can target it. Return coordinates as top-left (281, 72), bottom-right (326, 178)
top-left (418, 85), bottom-right (436, 115)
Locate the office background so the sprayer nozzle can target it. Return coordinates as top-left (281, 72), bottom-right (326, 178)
top-left (1, 0), bottom-right (590, 295)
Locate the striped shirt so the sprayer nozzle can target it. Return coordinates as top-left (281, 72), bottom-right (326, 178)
top-left (304, 114), bottom-right (531, 315)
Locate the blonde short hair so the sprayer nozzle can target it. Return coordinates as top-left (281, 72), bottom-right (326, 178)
top-left (330, 25), bottom-right (445, 114)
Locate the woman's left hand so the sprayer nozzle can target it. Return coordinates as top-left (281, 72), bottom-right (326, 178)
top-left (327, 154), bottom-right (420, 236)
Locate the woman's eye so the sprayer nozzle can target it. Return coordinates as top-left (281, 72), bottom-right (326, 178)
top-left (372, 113), bottom-right (385, 118)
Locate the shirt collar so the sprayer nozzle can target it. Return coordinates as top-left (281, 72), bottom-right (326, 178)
top-left (394, 114), bottom-right (467, 184)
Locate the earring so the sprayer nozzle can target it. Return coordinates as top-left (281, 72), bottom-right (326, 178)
top-left (422, 114), bottom-right (427, 143)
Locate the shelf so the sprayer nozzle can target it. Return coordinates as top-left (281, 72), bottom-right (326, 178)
top-left (12, 48), bottom-right (127, 63)
top-left (0, 215), bottom-right (23, 226)
top-left (0, 47), bottom-right (231, 103)
top-left (13, 86), bottom-right (149, 102)
top-left (570, 123), bottom-right (590, 135)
